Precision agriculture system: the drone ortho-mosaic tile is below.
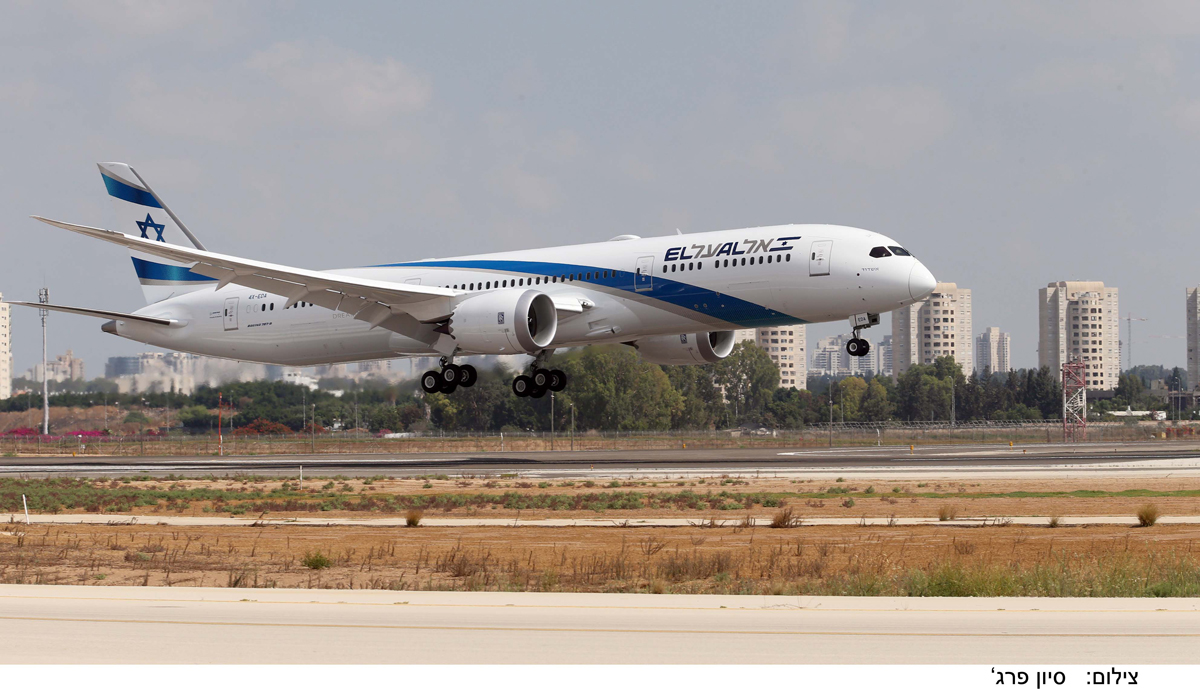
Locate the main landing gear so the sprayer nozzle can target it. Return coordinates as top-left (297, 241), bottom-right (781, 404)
top-left (512, 350), bottom-right (566, 398)
top-left (420, 358), bottom-right (478, 395)
top-left (845, 312), bottom-right (880, 358)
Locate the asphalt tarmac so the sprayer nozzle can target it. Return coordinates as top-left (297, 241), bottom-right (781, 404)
top-left (1, 585), bottom-right (1196, 663)
top-left (1, 441), bottom-right (1199, 478)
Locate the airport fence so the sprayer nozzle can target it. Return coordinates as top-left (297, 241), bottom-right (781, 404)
top-left (0, 420), bottom-right (1193, 458)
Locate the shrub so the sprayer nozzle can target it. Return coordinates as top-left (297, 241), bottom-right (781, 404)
top-left (302, 551), bottom-right (331, 570)
top-left (405, 509), bottom-right (423, 527)
top-left (841, 498), bottom-right (855, 508)
top-left (1047, 516), bottom-right (1061, 529)
top-left (1136, 504), bottom-right (1160, 527)
top-left (938, 505), bottom-right (959, 521)
top-left (864, 486), bottom-right (875, 494)
top-left (234, 418), bottom-right (293, 436)
top-left (769, 507), bottom-right (803, 528)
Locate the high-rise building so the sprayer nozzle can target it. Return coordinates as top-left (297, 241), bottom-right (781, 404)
top-left (735, 324), bottom-right (806, 388)
top-left (811, 334), bottom-right (876, 377)
top-left (1187, 287), bottom-right (1199, 390)
top-left (1038, 281), bottom-right (1119, 390)
top-left (975, 327), bottom-right (1012, 375)
top-left (892, 282), bottom-right (973, 378)
top-left (875, 335), bottom-right (894, 378)
top-left (0, 293), bottom-right (10, 399)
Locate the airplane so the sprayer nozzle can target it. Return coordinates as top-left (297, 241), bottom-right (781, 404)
top-left (8, 162), bottom-right (937, 398)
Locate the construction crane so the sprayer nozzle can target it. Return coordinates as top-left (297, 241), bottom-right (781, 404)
top-left (1125, 313), bottom-right (1147, 370)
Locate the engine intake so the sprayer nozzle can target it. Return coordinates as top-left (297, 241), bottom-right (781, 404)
top-left (630, 331), bottom-right (735, 365)
top-left (448, 289), bottom-right (557, 354)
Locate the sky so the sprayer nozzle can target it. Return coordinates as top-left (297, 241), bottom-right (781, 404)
top-left (2, 1), bottom-right (1199, 377)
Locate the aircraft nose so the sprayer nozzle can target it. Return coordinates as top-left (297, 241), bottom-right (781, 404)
top-left (908, 261), bottom-right (936, 301)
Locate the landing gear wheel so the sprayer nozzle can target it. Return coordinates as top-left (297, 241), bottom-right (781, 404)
top-left (441, 364), bottom-right (462, 386)
top-left (846, 337), bottom-right (870, 357)
top-left (530, 386), bottom-right (548, 399)
top-left (532, 368), bottom-right (551, 388)
top-left (420, 371), bottom-right (441, 394)
top-left (459, 364), bottom-right (477, 388)
top-left (548, 369), bottom-right (567, 392)
top-left (513, 375), bottom-right (534, 397)
top-left (439, 380), bottom-right (457, 394)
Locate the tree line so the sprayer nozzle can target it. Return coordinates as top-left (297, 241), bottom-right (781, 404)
top-left (2, 344), bottom-right (1193, 433)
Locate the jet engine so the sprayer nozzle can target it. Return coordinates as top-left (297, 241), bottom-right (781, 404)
top-left (630, 331), bottom-right (736, 365)
top-left (447, 289), bottom-right (557, 354)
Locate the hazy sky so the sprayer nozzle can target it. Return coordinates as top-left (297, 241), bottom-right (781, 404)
top-left (3, 1), bottom-right (1199, 376)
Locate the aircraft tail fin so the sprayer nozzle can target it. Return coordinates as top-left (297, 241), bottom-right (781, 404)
top-left (98, 162), bottom-right (216, 303)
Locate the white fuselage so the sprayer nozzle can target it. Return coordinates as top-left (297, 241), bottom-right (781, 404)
top-left (111, 223), bottom-right (936, 366)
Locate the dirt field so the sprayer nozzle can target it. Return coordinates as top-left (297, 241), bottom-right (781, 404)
top-left (5, 475), bottom-right (1199, 595)
top-left (3, 520), bottom-right (1199, 596)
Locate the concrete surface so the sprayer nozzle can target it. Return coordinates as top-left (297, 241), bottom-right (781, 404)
top-left (0, 585), bottom-right (1196, 663)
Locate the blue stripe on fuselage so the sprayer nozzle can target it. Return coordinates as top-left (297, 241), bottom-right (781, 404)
top-left (131, 257), bottom-right (216, 283)
top-left (101, 171), bottom-right (162, 208)
top-left (379, 259), bottom-right (803, 328)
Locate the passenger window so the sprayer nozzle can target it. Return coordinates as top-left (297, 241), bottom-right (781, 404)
top-left (888, 246), bottom-right (911, 256)
top-left (697, 261), bottom-right (702, 269)
top-left (767, 255), bottom-right (773, 264)
top-left (869, 247), bottom-right (892, 258)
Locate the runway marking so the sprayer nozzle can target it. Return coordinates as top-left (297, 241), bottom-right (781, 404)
top-left (1, 593), bottom-right (1197, 614)
top-left (1, 614), bottom-right (1197, 637)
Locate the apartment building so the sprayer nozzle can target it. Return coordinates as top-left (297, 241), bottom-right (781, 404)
top-left (892, 282), bottom-right (973, 378)
top-left (735, 325), bottom-right (807, 389)
top-left (1038, 281), bottom-right (1119, 390)
top-left (975, 327), bottom-right (1012, 375)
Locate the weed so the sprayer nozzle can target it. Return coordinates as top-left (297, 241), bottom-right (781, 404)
top-left (1136, 504), bottom-right (1160, 527)
top-left (841, 498), bottom-right (855, 508)
top-left (938, 505), bottom-right (959, 521)
top-left (1047, 516), bottom-right (1061, 529)
top-left (405, 509), bottom-right (423, 527)
top-left (835, 477), bottom-right (845, 482)
top-left (864, 486), bottom-right (875, 494)
top-left (769, 507), bottom-right (803, 528)
top-left (301, 550), bottom-right (332, 569)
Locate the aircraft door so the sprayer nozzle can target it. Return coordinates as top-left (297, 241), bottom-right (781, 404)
top-left (223, 297), bottom-right (239, 331)
top-left (634, 256), bottom-right (654, 292)
top-left (809, 240), bottom-right (832, 277)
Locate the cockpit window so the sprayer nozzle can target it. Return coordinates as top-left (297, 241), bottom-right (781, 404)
top-left (869, 246), bottom-right (892, 258)
top-left (888, 246), bottom-right (911, 256)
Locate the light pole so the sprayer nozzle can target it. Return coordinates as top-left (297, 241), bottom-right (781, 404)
top-left (38, 287), bottom-right (49, 435)
top-left (550, 393), bottom-right (555, 451)
top-left (311, 403), bottom-right (316, 454)
top-left (570, 403), bottom-right (575, 452)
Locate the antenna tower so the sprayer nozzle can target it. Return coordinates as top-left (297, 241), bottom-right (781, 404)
top-left (1062, 359), bottom-right (1087, 443)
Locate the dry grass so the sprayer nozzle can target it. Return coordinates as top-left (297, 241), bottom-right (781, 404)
top-left (1136, 504), bottom-right (1160, 527)
top-left (405, 509), bottom-right (423, 527)
top-left (938, 505), bottom-right (959, 521)
top-left (4, 521), bottom-right (1200, 597)
top-left (769, 508), bottom-right (803, 528)
top-left (1048, 516), bottom-right (1061, 529)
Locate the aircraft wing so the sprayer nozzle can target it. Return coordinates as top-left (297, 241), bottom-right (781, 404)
top-left (4, 301), bottom-right (180, 326)
top-left (31, 217), bottom-right (461, 344)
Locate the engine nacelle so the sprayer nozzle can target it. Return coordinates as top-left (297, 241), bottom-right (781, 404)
top-left (448, 289), bottom-right (557, 354)
top-left (631, 331), bottom-right (736, 365)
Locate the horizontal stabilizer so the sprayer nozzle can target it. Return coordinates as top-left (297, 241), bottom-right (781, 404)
top-left (3, 301), bottom-right (180, 327)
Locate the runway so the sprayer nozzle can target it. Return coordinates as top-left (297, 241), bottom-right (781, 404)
top-left (2, 441), bottom-right (1200, 479)
top-left (0, 585), bottom-right (1196, 663)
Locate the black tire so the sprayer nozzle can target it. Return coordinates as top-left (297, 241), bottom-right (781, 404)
top-left (439, 380), bottom-right (457, 394)
top-left (459, 364), bottom-right (477, 387)
top-left (530, 386), bottom-right (548, 399)
top-left (441, 364), bottom-right (462, 385)
top-left (548, 369), bottom-right (567, 392)
top-left (512, 375), bottom-right (533, 397)
top-left (859, 341), bottom-right (871, 357)
top-left (420, 371), bottom-right (441, 394)
top-left (532, 368), bottom-right (551, 388)
top-left (846, 338), bottom-right (862, 357)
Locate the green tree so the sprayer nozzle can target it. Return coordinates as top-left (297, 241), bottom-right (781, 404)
top-left (712, 341), bottom-right (779, 425)
top-left (858, 378), bottom-right (893, 421)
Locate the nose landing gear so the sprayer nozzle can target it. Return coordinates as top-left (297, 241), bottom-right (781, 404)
top-left (845, 312), bottom-right (880, 358)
